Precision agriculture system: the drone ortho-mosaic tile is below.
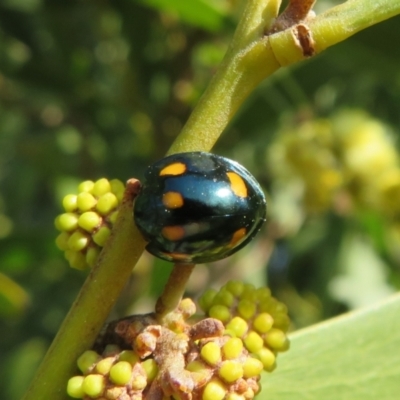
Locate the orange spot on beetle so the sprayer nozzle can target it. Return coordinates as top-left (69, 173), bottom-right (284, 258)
top-left (163, 252), bottom-right (191, 261)
top-left (161, 225), bottom-right (185, 241)
top-left (227, 172), bottom-right (248, 198)
top-left (162, 192), bottom-right (184, 209)
top-left (229, 227), bottom-right (247, 247)
top-left (160, 162), bottom-right (186, 176)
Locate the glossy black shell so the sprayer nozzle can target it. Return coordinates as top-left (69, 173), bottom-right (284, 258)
top-left (133, 152), bottom-right (266, 263)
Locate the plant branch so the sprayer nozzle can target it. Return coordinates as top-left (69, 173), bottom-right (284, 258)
top-left (268, 0), bottom-right (400, 65)
top-left (22, 180), bottom-right (147, 400)
top-left (168, 0), bottom-right (400, 155)
top-left (155, 263), bottom-right (196, 323)
top-left (167, 0), bottom-right (281, 155)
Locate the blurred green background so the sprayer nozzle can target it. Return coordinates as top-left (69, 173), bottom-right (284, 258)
top-left (1, 1), bottom-right (400, 398)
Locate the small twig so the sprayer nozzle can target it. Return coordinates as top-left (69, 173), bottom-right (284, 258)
top-left (267, 0), bottom-right (316, 34)
top-left (155, 263), bottom-right (195, 322)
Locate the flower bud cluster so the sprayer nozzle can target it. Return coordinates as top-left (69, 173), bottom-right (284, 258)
top-left (184, 335), bottom-right (263, 400)
top-left (67, 345), bottom-right (157, 399)
top-left (54, 178), bottom-right (125, 269)
top-left (199, 281), bottom-right (290, 372)
top-left (67, 284), bottom-right (291, 399)
top-left (268, 109), bottom-right (400, 215)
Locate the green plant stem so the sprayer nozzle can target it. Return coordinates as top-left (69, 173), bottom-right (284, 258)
top-left (22, 180), bottom-right (147, 400)
top-left (269, 0), bottom-right (400, 65)
top-left (168, 0), bottom-right (400, 155)
top-left (167, 0), bottom-right (281, 155)
top-left (310, 0), bottom-right (400, 49)
top-left (155, 263), bottom-right (196, 323)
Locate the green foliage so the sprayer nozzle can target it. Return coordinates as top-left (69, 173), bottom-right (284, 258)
top-left (263, 294), bottom-right (400, 399)
top-left (136, 0), bottom-right (229, 32)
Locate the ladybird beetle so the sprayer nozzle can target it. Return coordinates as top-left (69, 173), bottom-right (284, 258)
top-left (133, 152), bottom-right (266, 263)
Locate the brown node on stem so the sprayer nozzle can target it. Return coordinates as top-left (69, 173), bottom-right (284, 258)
top-left (96, 302), bottom-right (225, 400)
top-left (265, 0), bottom-right (316, 43)
top-left (125, 178), bottom-right (143, 203)
top-left (293, 23), bottom-right (315, 56)
top-left (266, 0), bottom-right (316, 34)
top-left (93, 313), bottom-right (157, 353)
top-left (266, 0), bottom-right (317, 59)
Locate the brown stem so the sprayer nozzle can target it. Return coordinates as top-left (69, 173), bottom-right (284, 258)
top-left (267, 0), bottom-right (316, 34)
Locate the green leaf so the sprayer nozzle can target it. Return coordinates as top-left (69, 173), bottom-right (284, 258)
top-left (330, 234), bottom-right (395, 309)
top-left (262, 294), bottom-right (400, 399)
top-left (135, 0), bottom-right (227, 31)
